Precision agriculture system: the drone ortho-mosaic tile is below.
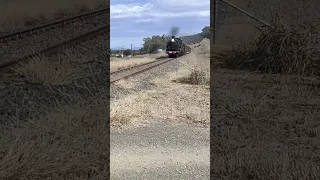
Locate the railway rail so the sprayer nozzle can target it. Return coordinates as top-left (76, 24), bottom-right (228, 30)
top-left (0, 25), bottom-right (108, 72)
top-left (110, 58), bottom-right (175, 83)
top-left (0, 7), bottom-right (109, 42)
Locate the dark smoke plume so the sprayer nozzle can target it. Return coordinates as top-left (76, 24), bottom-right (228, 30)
top-left (169, 26), bottom-right (179, 36)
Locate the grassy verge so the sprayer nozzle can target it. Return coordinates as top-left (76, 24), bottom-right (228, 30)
top-left (110, 57), bottom-right (154, 72)
top-left (0, 52), bottom-right (108, 179)
top-left (110, 52), bottom-right (167, 72)
top-left (110, 39), bottom-right (210, 128)
top-left (0, 94), bottom-right (108, 179)
top-left (217, 22), bottom-right (320, 76)
top-left (211, 68), bottom-right (320, 179)
top-left (211, 1), bottom-right (320, 177)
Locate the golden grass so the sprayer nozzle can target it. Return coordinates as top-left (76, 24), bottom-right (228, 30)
top-left (0, 0), bottom-right (104, 30)
top-left (14, 53), bottom-right (87, 86)
top-left (0, 92), bottom-right (108, 179)
top-left (211, 68), bottom-right (320, 179)
top-left (110, 57), bottom-right (155, 72)
top-left (211, 1), bottom-right (320, 177)
top-left (0, 50), bottom-right (108, 179)
top-left (172, 39), bottom-right (210, 86)
top-left (218, 21), bottom-right (320, 76)
top-left (111, 80), bottom-right (210, 128)
top-left (110, 43), bottom-right (210, 128)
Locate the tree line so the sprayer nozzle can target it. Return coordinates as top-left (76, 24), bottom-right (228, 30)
top-left (141, 26), bottom-right (210, 54)
top-left (111, 26), bottom-right (210, 57)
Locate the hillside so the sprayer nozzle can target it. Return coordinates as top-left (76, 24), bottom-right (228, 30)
top-left (180, 33), bottom-right (203, 44)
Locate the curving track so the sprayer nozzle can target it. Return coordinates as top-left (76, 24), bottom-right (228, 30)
top-left (110, 58), bottom-right (175, 83)
top-left (0, 7), bottom-right (109, 73)
top-left (0, 25), bottom-right (108, 72)
top-left (110, 42), bottom-right (194, 83)
top-left (0, 7), bottom-right (109, 42)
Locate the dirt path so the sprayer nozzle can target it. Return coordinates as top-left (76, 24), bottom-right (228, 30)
top-left (110, 119), bottom-right (210, 179)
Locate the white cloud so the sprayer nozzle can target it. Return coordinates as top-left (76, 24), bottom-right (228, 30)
top-left (110, 1), bottom-right (210, 21)
top-left (110, 3), bottom-right (154, 19)
top-left (155, 0), bottom-right (210, 9)
top-left (110, 0), bottom-right (210, 48)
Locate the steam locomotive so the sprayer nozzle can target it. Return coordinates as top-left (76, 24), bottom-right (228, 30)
top-left (165, 36), bottom-right (191, 58)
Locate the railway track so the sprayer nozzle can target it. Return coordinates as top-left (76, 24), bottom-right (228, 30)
top-left (0, 7), bottom-right (109, 73)
top-left (110, 58), bottom-right (174, 83)
top-left (0, 25), bottom-right (108, 72)
top-left (0, 7), bottom-right (109, 42)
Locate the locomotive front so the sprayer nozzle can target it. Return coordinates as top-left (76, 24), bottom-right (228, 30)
top-left (166, 36), bottom-right (181, 58)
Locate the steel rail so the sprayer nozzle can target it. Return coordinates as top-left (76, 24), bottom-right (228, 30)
top-left (0, 25), bottom-right (108, 69)
top-left (110, 59), bottom-right (168, 75)
top-left (110, 58), bottom-right (174, 83)
top-left (0, 7), bottom-right (109, 42)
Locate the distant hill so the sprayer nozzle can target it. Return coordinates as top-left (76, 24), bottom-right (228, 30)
top-left (180, 33), bottom-right (203, 44)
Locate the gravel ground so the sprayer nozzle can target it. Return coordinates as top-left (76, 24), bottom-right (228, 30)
top-left (0, 13), bottom-right (108, 62)
top-left (111, 119), bottom-right (210, 179)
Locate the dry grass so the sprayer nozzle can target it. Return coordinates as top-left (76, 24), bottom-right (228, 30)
top-left (212, 1), bottom-right (320, 178)
top-left (216, 0), bottom-right (320, 49)
top-left (211, 69), bottom-right (320, 179)
top-left (14, 53), bottom-right (87, 86)
top-left (0, 50), bottom-right (108, 179)
top-left (110, 41), bottom-right (210, 128)
top-left (110, 92), bottom-right (150, 128)
top-left (216, 3), bottom-right (320, 76)
top-left (173, 39), bottom-right (210, 86)
top-left (0, 0), bottom-right (104, 31)
top-left (0, 92), bottom-right (108, 179)
top-left (111, 79), bottom-right (210, 128)
top-left (110, 57), bottom-right (155, 72)
top-left (218, 21), bottom-right (320, 76)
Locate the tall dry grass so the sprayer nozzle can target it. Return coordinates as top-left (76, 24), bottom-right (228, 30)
top-left (216, 0), bottom-right (320, 76)
top-left (0, 51), bottom-right (109, 179)
top-left (110, 57), bottom-right (154, 72)
top-left (14, 53), bottom-right (87, 86)
top-left (212, 0), bottom-right (320, 179)
top-left (174, 38), bottom-right (210, 85)
top-left (0, 93), bottom-right (109, 179)
top-left (219, 21), bottom-right (320, 76)
top-left (110, 52), bottom-right (167, 72)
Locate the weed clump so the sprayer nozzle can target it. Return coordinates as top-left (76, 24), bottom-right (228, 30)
top-left (189, 70), bottom-right (207, 85)
top-left (220, 21), bottom-right (320, 76)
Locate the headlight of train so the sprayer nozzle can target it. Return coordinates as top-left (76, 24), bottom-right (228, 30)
top-left (171, 39), bottom-right (174, 42)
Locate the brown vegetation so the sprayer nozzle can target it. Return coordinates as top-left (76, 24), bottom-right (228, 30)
top-left (110, 39), bottom-right (210, 128)
top-left (110, 57), bottom-right (154, 72)
top-left (217, 19), bottom-right (320, 76)
top-left (0, 52), bottom-right (108, 179)
top-left (212, 0), bottom-right (320, 179)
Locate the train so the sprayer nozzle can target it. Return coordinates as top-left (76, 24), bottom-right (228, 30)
top-left (165, 36), bottom-right (191, 58)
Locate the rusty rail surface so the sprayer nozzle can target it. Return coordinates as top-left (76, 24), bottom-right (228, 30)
top-left (0, 25), bottom-right (108, 70)
top-left (0, 7), bottom-right (109, 42)
top-left (110, 58), bottom-right (174, 83)
top-left (110, 59), bottom-right (168, 75)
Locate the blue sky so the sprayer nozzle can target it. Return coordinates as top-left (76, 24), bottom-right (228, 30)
top-left (110, 0), bottom-right (210, 49)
